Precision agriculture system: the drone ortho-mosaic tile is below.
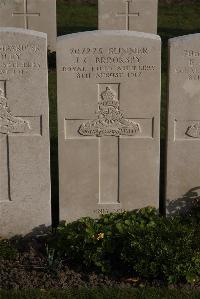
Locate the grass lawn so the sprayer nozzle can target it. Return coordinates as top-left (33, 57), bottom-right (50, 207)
top-left (1, 288), bottom-right (200, 299)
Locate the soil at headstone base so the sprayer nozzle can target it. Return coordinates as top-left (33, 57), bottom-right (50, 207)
top-left (0, 252), bottom-right (133, 289)
top-left (0, 249), bottom-right (199, 290)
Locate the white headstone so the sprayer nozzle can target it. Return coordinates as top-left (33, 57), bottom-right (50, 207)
top-left (166, 34), bottom-right (200, 214)
top-left (0, 0), bottom-right (57, 52)
top-left (98, 0), bottom-right (158, 34)
top-left (0, 28), bottom-right (51, 237)
top-left (57, 31), bottom-right (161, 222)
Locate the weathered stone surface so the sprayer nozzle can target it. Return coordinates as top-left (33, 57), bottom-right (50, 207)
top-left (57, 31), bottom-right (161, 222)
top-left (0, 28), bottom-right (51, 237)
top-left (166, 34), bottom-right (200, 214)
top-left (98, 0), bottom-right (158, 33)
top-left (0, 0), bottom-right (56, 52)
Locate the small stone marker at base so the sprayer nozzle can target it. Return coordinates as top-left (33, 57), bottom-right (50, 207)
top-left (166, 34), bottom-right (200, 214)
top-left (0, 28), bottom-right (51, 237)
top-left (98, 0), bottom-right (158, 34)
top-left (0, 0), bottom-right (57, 52)
top-left (57, 31), bottom-right (161, 222)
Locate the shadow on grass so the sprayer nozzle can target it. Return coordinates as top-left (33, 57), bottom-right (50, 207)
top-left (160, 139), bottom-right (167, 215)
top-left (166, 187), bottom-right (200, 215)
top-left (48, 51), bottom-right (56, 70)
top-left (50, 137), bottom-right (59, 228)
top-left (58, 26), bottom-right (97, 36)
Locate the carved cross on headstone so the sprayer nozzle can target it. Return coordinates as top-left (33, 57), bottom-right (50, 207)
top-left (116, 0), bottom-right (139, 30)
top-left (65, 83), bottom-right (150, 205)
top-left (12, 0), bottom-right (40, 29)
top-left (0, 80), bottom-right (41, 202)
top-left (0, 0), bottom-right (6, 8)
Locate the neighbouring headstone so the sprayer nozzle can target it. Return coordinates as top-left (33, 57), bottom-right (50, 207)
top-left (0, 0), bottom-right (57, 52)
top-left (57, 30), bottom-right (161, 222)
top-left (0, 28), bottom-right (51, 237)
top-left (166, 34), bottom-right (200, 214)
top-left (98, 0), bottom-right (158, 34)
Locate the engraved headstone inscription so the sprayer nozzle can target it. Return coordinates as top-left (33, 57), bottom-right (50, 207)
top-left (0, 28), bottom-right (51, 237)
top-left (57, 31), bottom-right (161, 221)
top-left (166, 34), bottom-right (200, 214)
top-left (98, 0), bottom-right (158, 34)
top-left (0, 0), bottom-right (57, 52)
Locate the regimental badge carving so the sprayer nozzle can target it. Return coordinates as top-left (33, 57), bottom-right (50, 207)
top-left (185, 122), bottom-right (200, 138)
top-left (0, 88), bottom-right (30, 134)
top-left (78, 86), bottom-right (140, 137)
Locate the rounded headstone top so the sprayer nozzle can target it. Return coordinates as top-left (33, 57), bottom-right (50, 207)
top-left (57, 30), bottom-right (161, 42)
top-left (0, 27), bottom-right (47, 39)
top-left (169, 33), bottom-right (200, 45)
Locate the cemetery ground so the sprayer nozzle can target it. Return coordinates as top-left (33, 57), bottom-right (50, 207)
top-left (1, 1), bottom-right (200, 297)
top-left (1, 288), bottom-right (200, 299)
